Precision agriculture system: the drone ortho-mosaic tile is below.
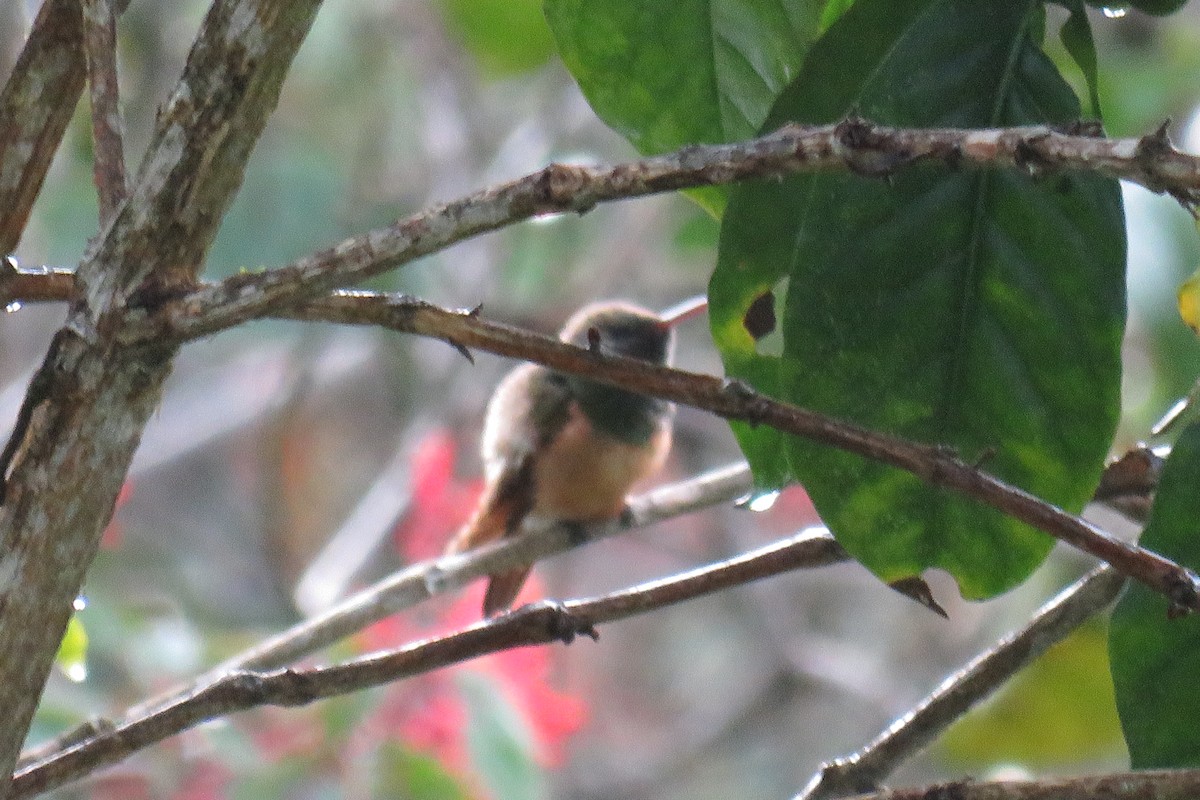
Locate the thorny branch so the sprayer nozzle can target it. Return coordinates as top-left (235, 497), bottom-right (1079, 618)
top-left (19, 434), bottom-right (1157, 788)
top-left (21, 430), bottom-right (1157, 786)
top-left (272, 294), bottom-right (1198, 609)
top-left (13, 529), bottom-right (848, 798)
top-left (115, 120), bottom-right (1200, 340)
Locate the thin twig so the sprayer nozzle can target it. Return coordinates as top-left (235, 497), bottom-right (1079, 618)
top-left (17, 462), bottom-right (754, 769)
top-left (80, 0), bottom-right (128, 223)
top-left (13, 528), bottom-right (846, 798)
top-left (796, 566), bottom-right (1127, 800)
top-left (0, 258), bottom-right (75, 306)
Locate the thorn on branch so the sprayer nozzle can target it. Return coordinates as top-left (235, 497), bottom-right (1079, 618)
top-left (721, 377), bottom-right (758, 402)
top-left (720, 378), bottom-right (772, 426)
top-left (1166, 572), bottom-right (1200, 618)
top-left (971, 446), bottom-right (997, 469)
top-left (517, 600), bottom-right (599, 644)
top-left (1014, 133), bottom-right (1054, 177)
top-left (942, 143), bottom-right (964, 172)
top-left (539, 163), bottom-right (593, 214)
top-left (1133, 119), bottom-right (1193, 209)
top-left (833, 114), bottom-right (914, 178)
top-left (445, 338), bottom-right (474, 363)
top-left (1055, 119), bottom-right (1105, 138)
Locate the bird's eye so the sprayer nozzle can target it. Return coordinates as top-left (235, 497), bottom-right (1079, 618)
top-left (586, 326), bottom-right (603, 353)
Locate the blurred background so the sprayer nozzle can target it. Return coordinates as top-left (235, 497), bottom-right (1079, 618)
top-left (3, 1), bottom-right (1200, 798)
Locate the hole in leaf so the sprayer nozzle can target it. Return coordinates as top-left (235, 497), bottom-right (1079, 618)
top-left (743, 290), bottom-right (776, 340)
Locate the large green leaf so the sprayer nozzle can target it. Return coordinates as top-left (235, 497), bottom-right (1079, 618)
top-left (1109, 422), bottom-right (1200, 768)
top-left (544, 0), bottom-right (823, 155)
top-left (710, 0), bottom-right (1125, 598)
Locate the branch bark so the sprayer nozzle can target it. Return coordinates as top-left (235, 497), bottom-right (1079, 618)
top-left (1, 260), bottom-right (1180, 600)
top-left (13, 528), bottom-right (846, 798)
top-left (0, 105), bottom-right (1184, 795)
top-left (6, 273), bottom-right (1178, 602)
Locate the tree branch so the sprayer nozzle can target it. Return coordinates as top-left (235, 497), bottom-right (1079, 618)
top-left (0, 0), bottom-right (323, 789)
top-left (256, 291), bottom-right (1198, 612)
top-left (0, 258), bottom-right (74, 307)
top-left (797, 566), bottom-right (1127, 800)
top-left (13, 528), bottom-right (846, 798)
top-left (3, 273), bottom-right (1178, 598)
top-left (80, 0), bottom-right (128, 223)
top-left (110, 119), bottom-right (1200, 341)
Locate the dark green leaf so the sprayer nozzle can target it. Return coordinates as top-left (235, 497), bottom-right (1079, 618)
top-left (544, 0), bottom-right (823, 154)
top-left (1109, 421), bottom-right (1200, 768)
top-left (710, 0), bottom-right (1125, 598)
top-left (1054, 0), bottom-right (1102, 118)
top-left (819, 0), bottom-right (856, 30)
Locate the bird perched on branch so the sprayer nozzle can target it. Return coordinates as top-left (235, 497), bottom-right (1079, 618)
top-left (446, 298), bottom-right (702, 616)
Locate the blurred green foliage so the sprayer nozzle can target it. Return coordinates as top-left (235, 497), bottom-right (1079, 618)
top-left (941, 621), bottom-right (1125, 767)
top-left (439, 0), bottom-right (556, 75)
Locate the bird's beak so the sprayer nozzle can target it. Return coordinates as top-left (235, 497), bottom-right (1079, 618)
top-left (659, 295), bottom-right (708, 328)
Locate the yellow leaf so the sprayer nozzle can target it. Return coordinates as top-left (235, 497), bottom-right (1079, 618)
top-left (55, 615), bottom-right (88, 682)
top-left (1178, 267), bottom-right (1200, 334)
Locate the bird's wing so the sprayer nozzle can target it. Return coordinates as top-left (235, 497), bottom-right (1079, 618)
top-left (445, 365), bottom-right (571, 554)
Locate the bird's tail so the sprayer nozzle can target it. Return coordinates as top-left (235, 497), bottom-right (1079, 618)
top-left (445, 459), bottom-right (536, 616)
top-left (482, 569), bottom-right (531, 616)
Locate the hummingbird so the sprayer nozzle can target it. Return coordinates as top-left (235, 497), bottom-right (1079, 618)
top-left (446, 299), bottom-right (700, 616)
